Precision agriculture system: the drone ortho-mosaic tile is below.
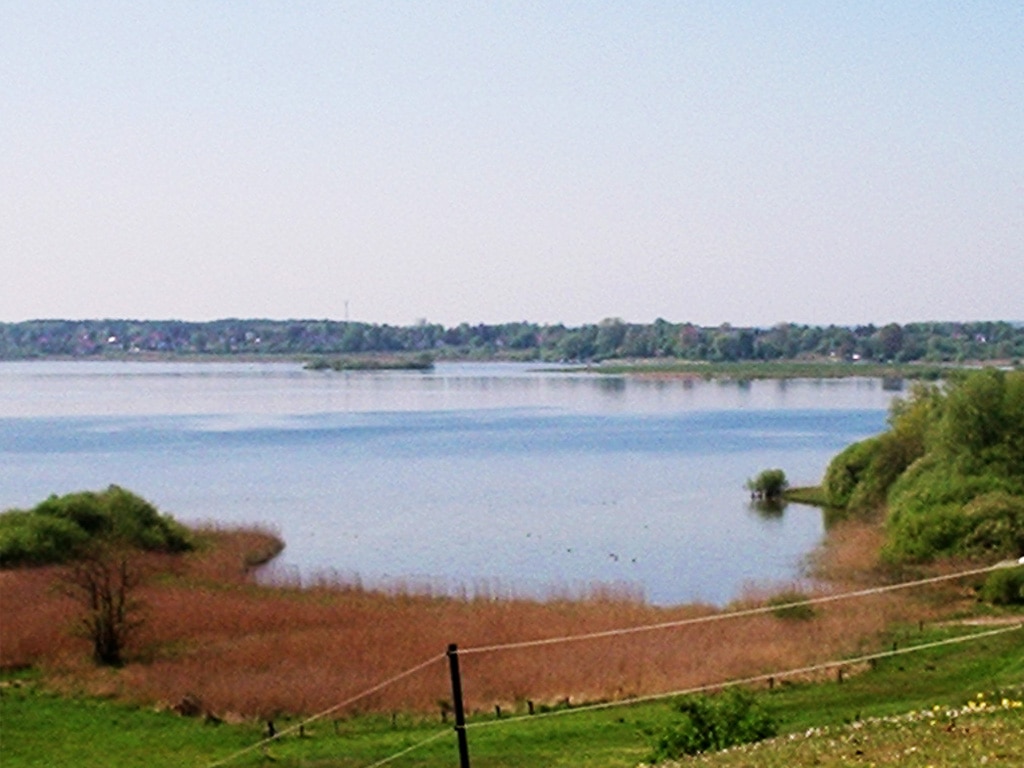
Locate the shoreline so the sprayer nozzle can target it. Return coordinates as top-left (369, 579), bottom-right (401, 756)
top-left (4, 353), bottom-right (1013, 381)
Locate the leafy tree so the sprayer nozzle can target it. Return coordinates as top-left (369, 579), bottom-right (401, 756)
top-left (746, 469), bottom-right (789, 500)
top-left (0, 486), bottom-right (192, 567)
top-left (820, 370), bottom-right (1024, 563)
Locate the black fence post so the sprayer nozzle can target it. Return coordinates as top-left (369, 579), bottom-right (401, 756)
top-left (447, 643), bottom-right (471, 768)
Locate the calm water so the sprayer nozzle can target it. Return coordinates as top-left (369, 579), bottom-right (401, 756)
top-left (0, 361), bottom-right (899, 605)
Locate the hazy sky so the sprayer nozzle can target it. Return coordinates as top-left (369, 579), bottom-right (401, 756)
top-left (2, 2), bottom-right (1021, 327)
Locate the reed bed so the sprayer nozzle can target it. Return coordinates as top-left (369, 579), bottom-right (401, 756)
top-left (0, 525), bottom-right (967, 721)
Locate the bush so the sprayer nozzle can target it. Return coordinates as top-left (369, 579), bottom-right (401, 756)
top-left (961, 492), bottom-right (1024, 559)
top-left (0, 511), bottom-right (89, 566)
top-left (821, 371), bottom-right (1024, 564)
top-left (884, 465), bottom-right (1024, 563)
top-left (746, 469), bottom-right (789, 500)
top-left (981, 567), bottom-right (1024, 606)
top-left (0, 486), bottom-right (193, 567)
top-left (649, 689), bottom-right (777, 761)
top-left (823, 438), bottom-right (880, 508)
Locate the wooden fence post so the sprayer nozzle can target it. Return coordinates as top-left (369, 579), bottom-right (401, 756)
top-left (447, 643), bottom-right (471, 768)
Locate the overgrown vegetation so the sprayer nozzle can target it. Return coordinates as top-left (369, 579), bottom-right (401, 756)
top-left (0, 486), bottom-right (193, 567)
top-left (747, 469), bottom-right (789, 500)
top-left (981, 567), bottom-right (1024, 605)
top-left (1, 516), bottom-right (957, 719)
top-left (649, 689), bottom-right (777, 761)
top-left (0, 488), bottom-right (196, 667)
top-left (818, 369), bottom-right (1024, 566)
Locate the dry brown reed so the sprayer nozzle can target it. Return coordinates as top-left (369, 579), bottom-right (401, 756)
top-left (805, 516), bottom-right (890, 586)
top-left (0, 525), bottom-right (971, 720)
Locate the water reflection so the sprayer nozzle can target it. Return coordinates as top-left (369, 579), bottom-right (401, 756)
top-left (749, 499), bottom-right (788, 519)
top-left (595, 376), bottom-right (627, 395)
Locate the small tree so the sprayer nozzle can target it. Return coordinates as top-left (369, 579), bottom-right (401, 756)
top-left (62, 545), bottom-right (145, 666)
top-left (746, 468), bottom-right (789, 501)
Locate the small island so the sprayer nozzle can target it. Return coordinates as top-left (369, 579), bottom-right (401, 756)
top-left (303, 352), bottom-right (435, 371)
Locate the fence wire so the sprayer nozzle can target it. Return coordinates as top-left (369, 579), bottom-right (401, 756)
top-left (205, 652), bottom-right (447, 768)
top-left (459, 561), bottom-right (1017, 655)
top-left (463, 623), bottom-right (1023, 731)
top-left (203, 559), bottom-right (1021, 766)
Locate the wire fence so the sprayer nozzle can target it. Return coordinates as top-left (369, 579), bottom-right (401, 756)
top-left (458, 561), bottom-right (1014, 655)
top-left (200, 559), bottom-right (1022, 767)
top-left (205, 652), bottom-right (447, 768)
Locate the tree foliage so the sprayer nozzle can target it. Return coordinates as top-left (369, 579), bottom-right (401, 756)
top-left (746, 468), bottom-right (789, 500)
top-left (981, 566), bottom-right (1024, 605)
top-left (0, 486), bottom-right (192, 567)
top-left (821, 370), bottom-right (1024, 563)
top-left (3, 318), bottom-right (1023, 364)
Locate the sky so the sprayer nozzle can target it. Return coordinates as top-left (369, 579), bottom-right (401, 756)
top-left (2, 2), bottom-right (1021, 327)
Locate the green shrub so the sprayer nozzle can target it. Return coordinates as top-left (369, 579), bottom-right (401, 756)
top-left (648, 689), bottom-right (777, 761)
top-left (0, 511), bottom-right (90, 566)
top-left (980, 567), bottom-right (1024, 605)
top-left (822, 437), bottom-right (880, 508)
top-left (746, 469), bottom-right (789, 500)
top-left (961, 492), bottom-right (1024, 559)
top-left (882, 502), bottom-right (973, 563)
top-left (0, 486), bottom-right (193, 568)
top-left (102, 485), bottom-right (192, 553)
top-left (846, 430), bottom-right (922, 510)
top-left (820, 371), bottom-right (1024, 564)
top-left (884, 463), bottom-right (1024, 563)
top-left (34, 492), bottom-right (112, 536)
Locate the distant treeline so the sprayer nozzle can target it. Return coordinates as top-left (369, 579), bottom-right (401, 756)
top-left (1, 318), bottom-right (1022, 363)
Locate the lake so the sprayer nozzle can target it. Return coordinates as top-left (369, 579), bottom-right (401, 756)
top-left (0, 361), bottom-right (899, 605)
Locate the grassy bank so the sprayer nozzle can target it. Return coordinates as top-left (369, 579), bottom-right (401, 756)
top-left (2, 622), bottom-right (1021, 767)
top-left (783, 486), bottom-right (831, 507)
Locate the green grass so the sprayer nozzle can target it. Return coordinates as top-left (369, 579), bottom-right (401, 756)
top-left (3, 623), bottom-right (1021, 767)
top-left (0, 679), bottom-right (257, 768)
top-left (782, 486), bottom-right (830, 507)
top-left (684, 702), bottom-right (1024, 767)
